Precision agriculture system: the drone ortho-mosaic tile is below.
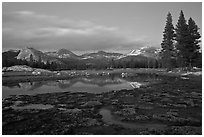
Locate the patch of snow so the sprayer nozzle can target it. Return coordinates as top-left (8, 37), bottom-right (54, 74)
top-left (32, 71), bottom-right (40, 75)
top-left (32, 68), bottom-right (52, 75)
top-left (181, 77), bottom-right (189, 80)
top-left (82, 56), bottom-right (94, 59)
top-left (181, 71), bottom-right (202, 76)
top-left (117, 55), bottom-right (126, 59)
top-left (129, 82), bottom-right (142, 88)
top-left (154, 48), bottom-right (162, 54)
top-left (121, 72), bottom-right (128, 77)
top-left (127, 49), bottom-right (141, 56)
top-left (2, 67), bottom-right (7, 72)
top-left (58, 54), bottom-right (71, 58)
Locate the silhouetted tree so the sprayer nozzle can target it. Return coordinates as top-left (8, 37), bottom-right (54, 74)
top-left (186, 17), bottom-right (201, 68)
top-left (175, 10), bottom-right (189, 68)
top-left (161, 12), bottom-right (175, 70)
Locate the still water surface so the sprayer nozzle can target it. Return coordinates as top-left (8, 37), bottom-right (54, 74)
top-left (99, 107), bottom-right (166, 130)
top-left (3, 75), bottom-right (161, 98)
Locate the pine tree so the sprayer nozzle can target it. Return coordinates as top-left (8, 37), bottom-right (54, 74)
top-left (161, 12), bottom-right (175, 70)
top-left (37, 56), bottom-right (42, 68)
top-left (29, 54), bottom-right (34, 67)
top-left (175, 10), bottom-right (189, 68)
top-left (186, 17), bottom-right (201, 68)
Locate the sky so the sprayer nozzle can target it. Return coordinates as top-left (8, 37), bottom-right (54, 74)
top-left (2, 2), bottom-right (202, 54)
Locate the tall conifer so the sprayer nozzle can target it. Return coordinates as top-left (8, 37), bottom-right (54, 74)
top-left (161, 12), bottom-right (175, 70)
top-left (175, 10), bottom-right (189, 67)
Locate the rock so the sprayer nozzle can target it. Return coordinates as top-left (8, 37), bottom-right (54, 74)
top-left (124, 107), bottom-right (136, 115)
top-left (135, 115), bottom-right (150, 120)
top-left (58, 108), bottom-right (67, 111)
top-left (32, 69), bottom-right (52, 75)
top-left (78, 132), bottom-right (94, 135)
top-left (63, 108), bottom-right (82, 114)
top-left (121, 72), bottom-right (128, 78)
top-left (161, 93), bottom-right (175, 98)
top-left (183, 99), bottom-right (195, 107)
top-left (2, 67), bottom-right (7, 72)
top-left (166, 111), bottom-right (179, 117)
top-left (171, 103), bottom-right (187, 108)
top-left (115, 107), bottom-right (136, 116)
top-left (6, 65), bottom-right (33, 72)
top-left (137, 104), bottom-right (154, 110)
top-left (81, 101), bottom-right (102, 107)
top-left (139, 130), bottom-right (151, 135)
top-left (191, 92), bottom-right (202, 99)
top-left (168, 126), bottom-right (202, 135)
top-left (86, 118), bottom-right (101, 126)
top-left (57, 104), bottom-right (67, 107)
top-left (14, 101), bottom-right (24, 106)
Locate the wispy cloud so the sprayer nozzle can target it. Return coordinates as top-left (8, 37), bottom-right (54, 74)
top-left (3, 10), bottom-right (147, 51)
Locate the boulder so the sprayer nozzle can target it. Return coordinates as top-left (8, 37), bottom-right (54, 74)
top-left (6, 65), bottom-right (33, 72)
top-left (81, 101), bottom-right (102, 107)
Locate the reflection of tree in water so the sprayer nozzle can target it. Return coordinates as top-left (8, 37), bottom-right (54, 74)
top-left (79, 76), bottom-right (123, 87)
top-left (123, 74), bottom-right (161, 82)
top-left (3, 83), bottom-right (21, 88)
top-left (57, 78), bottom-right (78, 89)
top-left (57, 76), bottom-right (124, 88)
top-left (29, 81), bottom-right (47, 91)
top-left (3, 74), bottom-right (167, 91)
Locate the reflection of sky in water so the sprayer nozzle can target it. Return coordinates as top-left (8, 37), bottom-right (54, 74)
top-left (3, 75), bottom-right (161, 98)
top-left (99, 107), bottom-right (166, 130)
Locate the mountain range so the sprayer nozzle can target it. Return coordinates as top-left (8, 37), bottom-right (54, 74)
top-left (3, 46), bottom-right (160, 69)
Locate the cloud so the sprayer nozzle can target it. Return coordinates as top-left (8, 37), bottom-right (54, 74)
top-left (15, 10), bottom-right (35, 15)
top-left (3, 10), bottom-right (147, 52)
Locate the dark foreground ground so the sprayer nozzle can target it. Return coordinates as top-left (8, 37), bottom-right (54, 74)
top-left (2, 70), bottom-right (202, 135)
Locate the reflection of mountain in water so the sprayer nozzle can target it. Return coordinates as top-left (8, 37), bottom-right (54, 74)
top-left (3, 75), bottom-right (161, 91)
top-left (3, 83), bottom-right (21, 88)
top-left (79, 77), bottom-right (124, 87)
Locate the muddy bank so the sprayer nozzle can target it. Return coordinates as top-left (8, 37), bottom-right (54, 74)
top-left (2, 75), bottom-right (202, 135)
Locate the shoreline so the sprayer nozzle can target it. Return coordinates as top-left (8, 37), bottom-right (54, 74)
top-left (2, 75), bottom-right (202, 135)
top-left (2, 68), bottom-right (202, 84)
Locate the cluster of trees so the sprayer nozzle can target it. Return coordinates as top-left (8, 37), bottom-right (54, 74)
top-left (3, 51), bottom-right (163, 70)
top-left (161, 10), bottom-right (201, 70)
top-left (28, 54), bottom-right (68, 70)
top-left (111, 57), bottom-right (160, 69)
top-left (3, 54), bottom-right (62, 71)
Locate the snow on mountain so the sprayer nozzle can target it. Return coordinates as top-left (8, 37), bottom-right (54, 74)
top-left (46, 49), bottom-right (80, 59)
top-left (127, 49), bottom-right (142, 56)
top-left (118, 46), bottom-right (160, 60)
top-left (81, 51), bottom-right (122, 60)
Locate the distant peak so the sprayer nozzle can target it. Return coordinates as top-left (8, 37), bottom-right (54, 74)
top-left (23, 47), bottom-right (37, 51)
top-left (58, 48), bottom-right (72, 52)
top-left (25, 46), bottom-right (33, 49)
top-left (98, 51), bottom-right (106, 53)
top-left (127, 49), bottom-right (141, 56)
top-left (57, 48), bottom-right (71, 54)
top-left (58, 48), bottom-right (69, 51)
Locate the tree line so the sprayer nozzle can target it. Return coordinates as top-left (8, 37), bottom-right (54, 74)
top-left (160, 10), bottom-right (201, 70)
